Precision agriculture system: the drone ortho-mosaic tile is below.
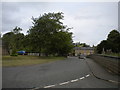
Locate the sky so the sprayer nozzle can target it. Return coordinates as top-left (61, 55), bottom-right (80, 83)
top-left (1, 2), bottom-right (118, 46)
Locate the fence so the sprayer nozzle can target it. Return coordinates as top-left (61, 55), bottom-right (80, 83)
top-left (27, 53), bottom-right (40, 56)
top-left (88, 54), bottom-right (120, 75)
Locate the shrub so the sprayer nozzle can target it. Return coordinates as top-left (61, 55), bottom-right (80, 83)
top-left (10, 54), bottom-right (18, 56)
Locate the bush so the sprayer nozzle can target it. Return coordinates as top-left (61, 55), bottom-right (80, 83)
top-left (10, 54), bottom-right (18, 56)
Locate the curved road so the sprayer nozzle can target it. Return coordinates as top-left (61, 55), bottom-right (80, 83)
top-left (2, 57), bottom-right (119, 88)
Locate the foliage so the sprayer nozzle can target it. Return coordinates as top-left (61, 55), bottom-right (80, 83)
top-left (27, 12), bottom-right (73, 56)
top-left (2, 27), bottom-right (24, 55)
top-left (13, 26), bottom-right (22, 34)
top-left (2, 12), bottom-right (73, 57)
top-left (2, 32), bottom-right (15, 54)
top-left (10, 54), bottom-right (18, 56)
top-left (73, 42), bottom-right (90, 47)
top-left (0, 32), bottom-right (1, 39)
top-left (96, 30), bottom-right (120, 54)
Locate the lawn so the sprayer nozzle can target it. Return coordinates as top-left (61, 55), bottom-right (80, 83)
top-left (101, 53), bottom-right (120, 57)
top-left (2, 55), bottom-right (66, 67)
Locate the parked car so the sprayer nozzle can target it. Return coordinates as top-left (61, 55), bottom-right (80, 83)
top-left (78, 54), bottom-right (85, 59)
top-left (17, 51), bottom-right (26, 55)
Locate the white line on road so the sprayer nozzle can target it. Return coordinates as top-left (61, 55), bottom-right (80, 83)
top-left (80, 77), bottom-right (85, 80)
top-left (85, 74), bottom-right (90, 77)
top-left (44, 84), bottom-right (56, 88)
top-left (32, 87), bottom-right (41, 90)
top-left (71, 79), bottom-right (79, 82)
top-left (59, 81), bottom-right (70, 85)
top-left (41, 74), bottom-right (90, 88)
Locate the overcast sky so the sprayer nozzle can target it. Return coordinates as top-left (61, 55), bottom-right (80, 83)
top-left (2, 2), bottom-right (118, 46)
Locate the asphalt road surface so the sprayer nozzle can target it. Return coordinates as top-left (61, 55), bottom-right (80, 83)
top-left (2, 57), bottom-right (119, 89)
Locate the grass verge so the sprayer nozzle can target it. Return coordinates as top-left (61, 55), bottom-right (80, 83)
top-left (101, 53), bottom-right (120, 57)
top-left (2, 55), bottom-right (66, 67)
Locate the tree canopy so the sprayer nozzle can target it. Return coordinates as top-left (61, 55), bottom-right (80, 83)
top-left (13, 26), bottom-right (22, 34)
top-left (96, 30), bottom-right (120, 54)
top-left (73, 42), bottom-right (90, 47)
top-left (2, 12), bottom-right (73, 56)
top-left (2, 27), bottom-right (24, 55)
top-left (27, 12), bottom-right (73, 56)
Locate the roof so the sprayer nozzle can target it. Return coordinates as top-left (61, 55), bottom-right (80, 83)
top-left (74, 47), bottom-right (94, 50)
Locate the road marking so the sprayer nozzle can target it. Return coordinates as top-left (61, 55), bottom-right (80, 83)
top-left (80, 77), bottom-right (85, 80)
top-left (71, 79), bottom-right (79, 82)
top-left (108, 80), bottom-right (119, 83)
top-left (85, 74), bottom-right (90, 77)
top-left (32, 87), bottom-right (41, 90)
top-left (44, 84), bottom-right (56, 88)
top-left (32, 74), bottom-right (91, 89)
top-left (59, 81), bottom-right (70, 85)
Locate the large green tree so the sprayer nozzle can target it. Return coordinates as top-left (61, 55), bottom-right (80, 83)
top-left (28, 12), bottom-right (73, 56)
top-left (2, 32), bottom-right (15, 54)
top-left (97, 30), bottom-right (120, 54)
top-left (107, 30), bottom-right (120, 52)
top-left (2, 26), bottom-right (24, 55)
top-left (49, 31), bottom-right (73, 56)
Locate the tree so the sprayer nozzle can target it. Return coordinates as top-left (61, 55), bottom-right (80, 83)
top-left (97, 40), bottom-right (110, 54)
top-left (2, 13), bottom-right (73, 56)
top-left (49, 31), bottom-right (73, 56)
top-left (22, 34), bottom-right (35, 52)
top-left (2, 26), bottom-right (24, 55)
top-left (28, 12), bottom-right (73, 56)
top-left (15, 33), bottom-right (24, 50)
top-left (13, 26), bottom-right (22, 34)
top-left (0, 32), bottom-right (1, 39)
top-left (73, 42), bottom-right (90, 47)
top-left (107, 30), bottom-right (120, 53)
top-left (107, 30), bottom-right (119, 42)
top-left (2, 32), bottom-right (15, 54)
top-left (81, 43), bottom-right (90, 47)
top-left (97, 30), bottom-right (120, 54)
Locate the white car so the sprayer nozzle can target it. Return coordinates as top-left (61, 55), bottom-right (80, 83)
top-left (78, 54), bottom-right (85, 59)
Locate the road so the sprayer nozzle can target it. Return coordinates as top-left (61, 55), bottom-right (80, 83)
top-left (2, 57), bottom-right (119, 89)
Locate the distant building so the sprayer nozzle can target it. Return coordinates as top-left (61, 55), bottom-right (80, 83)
top-left (74, 47), bottom-right (94, 56)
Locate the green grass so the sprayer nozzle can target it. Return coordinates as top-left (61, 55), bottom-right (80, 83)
top-left (2, 55), bottom-right (66, 67)
top-left (101, 53), bottom-right (120, 57)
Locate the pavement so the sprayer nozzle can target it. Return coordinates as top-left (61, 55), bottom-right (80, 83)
top-left (2, 57), bottom-right (119, 89)
top-left (85, 58), bottom-right (120, 84)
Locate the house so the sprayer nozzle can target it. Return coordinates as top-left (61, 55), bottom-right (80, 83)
top-left (74, 47), bottom-right (94, 56)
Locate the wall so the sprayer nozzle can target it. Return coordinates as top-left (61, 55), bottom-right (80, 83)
top-left (88, 54), bottom-right (120, 75)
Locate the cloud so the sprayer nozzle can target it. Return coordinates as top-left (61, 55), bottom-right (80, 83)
top-left (62, 2), bottom-right (117, 46)
top-left (1, 2), bottom-right (118, 46)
